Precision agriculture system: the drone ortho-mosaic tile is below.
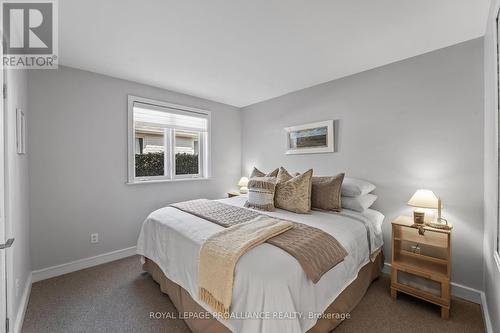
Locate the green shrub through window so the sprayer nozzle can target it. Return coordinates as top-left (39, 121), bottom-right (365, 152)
top-left (175, 153), bottom-right (199, 175)
top-left (135, 152), bottom-right (198, 177)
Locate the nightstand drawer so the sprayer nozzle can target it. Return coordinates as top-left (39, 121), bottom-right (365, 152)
top-left (392, 253), bottom-right (448, 282)
top-left (396, 271), bottom-right (442, 297)
top-left (391, 281), bottom-right (449, 307)
top-left (397, 239), bottom-right (448, 261)
top-left (393, 224), bottom-right (448, 248)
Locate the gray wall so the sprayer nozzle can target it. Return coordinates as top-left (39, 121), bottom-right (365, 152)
top-left (241, 39), bottom-right (484, 290)
top-left (483, 0), bottom-right (500, 330)
top-left (5, 69), bottom-right (30, 328)
top-left (28, 66), bottom-right (241, 270)
top-left (26, 38), bottom-right (488, 307)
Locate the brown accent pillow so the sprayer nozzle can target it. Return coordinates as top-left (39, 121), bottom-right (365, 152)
top-left (311, 174), bottom-right (345, 211)
top-left (250, 167), bottom-right (279, 178)
top-left (274, 167), bottom-right (313, 213)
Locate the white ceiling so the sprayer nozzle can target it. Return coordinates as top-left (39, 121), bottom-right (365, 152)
top-left (60, 0), bottom-right (490, 107)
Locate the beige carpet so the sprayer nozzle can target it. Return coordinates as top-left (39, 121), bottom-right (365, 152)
top-left (22, 256), bottom-right (485, 333)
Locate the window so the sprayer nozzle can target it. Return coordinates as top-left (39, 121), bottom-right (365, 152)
top-left (128, 96), bottom-right (210, 183)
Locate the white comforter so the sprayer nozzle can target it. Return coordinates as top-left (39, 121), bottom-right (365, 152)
top-left (136, 197), bottom-right (384, 333)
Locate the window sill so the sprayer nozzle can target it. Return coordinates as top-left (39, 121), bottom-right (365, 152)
top-left (495, 251), bottom-right (500, 274)
top-left (126, 177), bottom-right (213, 185)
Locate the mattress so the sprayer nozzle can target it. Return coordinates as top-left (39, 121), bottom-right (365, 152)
top-left (136, 196), bottom-right (384, 333)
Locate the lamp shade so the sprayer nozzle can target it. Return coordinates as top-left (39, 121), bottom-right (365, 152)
top-left (238, 177), bottom-right (249, 187)
top-left (407, 189), bottom-right (439, 209)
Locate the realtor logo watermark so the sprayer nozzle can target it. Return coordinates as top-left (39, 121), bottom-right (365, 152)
top-left (2, 0), bottom-right (58, 69)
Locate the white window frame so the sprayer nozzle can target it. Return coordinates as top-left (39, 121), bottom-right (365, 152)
top-left (172, 129), bottom-right (204, 179)
top-left (127, 95), bottom-right (211, 184)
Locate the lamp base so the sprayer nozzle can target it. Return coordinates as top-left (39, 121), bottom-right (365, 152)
top-left (426, 218), bottom-right (453, 230)
top-left (413, 211), bottom-right (425, 224)
top-left (239, 186), bottom-right (248, 194)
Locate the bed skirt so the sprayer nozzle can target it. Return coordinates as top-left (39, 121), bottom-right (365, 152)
top-left (143, 250), bottom-right (384, 333)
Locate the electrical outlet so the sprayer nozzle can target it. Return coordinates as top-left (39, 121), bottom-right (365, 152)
top-left (90, 233), bottom-right (99, 244)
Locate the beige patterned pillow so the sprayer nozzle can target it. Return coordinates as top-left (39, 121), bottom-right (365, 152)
top-left (275, 167), bottom-right (313, 213)
top-left (311, 174), bottom-right (345, 211)
top-left (244, 177), bottom-right (277, 211)
top-left (277, 167), bottom-right (293, 183)
top-left (250, 167), bottom-right (279, 178)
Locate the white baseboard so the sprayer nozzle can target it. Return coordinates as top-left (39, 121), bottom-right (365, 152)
top-left (13, 273), bottom-right (32, 333)
top-left (481, 291), bottom-right (494, 333)
top-left (451, 281), bottom-right (482, 304)
top-left (381, 262), bottom-right (391, 275)
top-left (382, 262), bottom-right (482, 303)
top-left (32, 246), bottom-right (137, 283)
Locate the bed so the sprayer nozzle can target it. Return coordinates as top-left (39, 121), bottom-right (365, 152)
top-left (136, 196), bottom-right (384, 333)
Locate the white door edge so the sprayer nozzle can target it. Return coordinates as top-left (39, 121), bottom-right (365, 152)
top-left (0, 32), bottom-right (8, 333)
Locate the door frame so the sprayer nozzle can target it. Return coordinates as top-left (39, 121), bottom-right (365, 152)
top-left (0, 34), bottom-right (7, 333)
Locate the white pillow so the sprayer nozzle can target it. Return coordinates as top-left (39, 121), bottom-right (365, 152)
top-left (342, 177), bottom-right (376, 197)
top-left (342, 194), bottom-right (377, 213)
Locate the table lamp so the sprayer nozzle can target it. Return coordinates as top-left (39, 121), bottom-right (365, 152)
top-left (238, 177), bottom-right (249, 194)
top-left (407, 189), bottom-right (439, 224)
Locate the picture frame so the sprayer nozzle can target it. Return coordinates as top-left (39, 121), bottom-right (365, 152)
top-left (284, 120), bottom-right (334, 155)
top-left (16, 108), bottom-right (26, 154)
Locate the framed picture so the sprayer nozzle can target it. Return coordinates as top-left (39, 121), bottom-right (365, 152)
top-left (284, 120), bottom-right (334, 155)
top-left (16, 108), bottom-right (26, 154)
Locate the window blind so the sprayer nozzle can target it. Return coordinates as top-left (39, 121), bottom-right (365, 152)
top-left (133, 102), bottom-right (208, 132)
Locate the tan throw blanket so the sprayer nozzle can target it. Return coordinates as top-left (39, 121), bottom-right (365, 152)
top-left (171, 199), bottom-right (348, 283)
top-left (198, 215), bottom-right (292, 319)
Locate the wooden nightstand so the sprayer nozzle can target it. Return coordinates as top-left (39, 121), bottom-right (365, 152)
top-left (227, 191), bottom-right (241, 198)
top-left (391, 216), bottom-right (452, 319)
